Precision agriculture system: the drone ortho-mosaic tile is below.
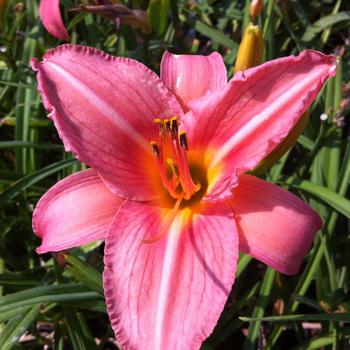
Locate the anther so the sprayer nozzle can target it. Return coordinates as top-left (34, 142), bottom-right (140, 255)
top-left (171, 117), bottom-right (178, 137)
top-left (154, 118), bottom-right (165, 137)
top-left (179, 131), bottom-right (188, 151)
top-left (164, 119), bottom-right (172, 134)
top-left (153, 118), bottom-right (163, 124)
top-left (150, 141), bottom-right (160, 157)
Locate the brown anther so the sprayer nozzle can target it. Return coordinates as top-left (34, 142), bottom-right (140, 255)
top-left (164, 119), bottom-right (172, 134)
top-left (179, 131), bottom-right (188, 151)
top-left (150, 141), bottom-right (160, 156)
top-left (170, 117), bottom-right (178, 137)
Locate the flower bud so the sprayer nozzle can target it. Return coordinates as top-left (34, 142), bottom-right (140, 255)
top-left (70, 4), bottom-right (151, 34)
top-left (249, 0), bottom-right (263, 22)
top-left (234, 23), bottom-right (264, 73)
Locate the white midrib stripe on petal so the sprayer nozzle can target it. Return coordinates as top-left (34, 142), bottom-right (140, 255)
top-left (210, 67), bottom-right (323, 168)
top-left (46, 61), bottom-right (150, 152)
top-left (153, 213), bottom-right (183, 350)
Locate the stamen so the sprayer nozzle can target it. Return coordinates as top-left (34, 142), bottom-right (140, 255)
top-left (150, 141), bottom-right (178, 199)
top-left (142, 194), bottom-right (183, 244)
top-left (179, 131), bottom-right (188, 151)
top-left (161, 118), bottom-right (180, 164)
top-left (171, 117), bottom-right (178, 137)
top-left (164, 119), bottom-right (172, 134)
top-left (153, 118), bottom-right (166, 137)
top-left (150, 141), bottom-right (160, 157)
top-left (177, 131), bottom-right (200, 200)
top-left (167, 158), bottom-right (179, 177)
top-left (150, 116), bottom-right (201, 202)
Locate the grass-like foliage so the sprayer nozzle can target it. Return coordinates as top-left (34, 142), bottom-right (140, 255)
top-left (0, 0), bottom-right (349, 349)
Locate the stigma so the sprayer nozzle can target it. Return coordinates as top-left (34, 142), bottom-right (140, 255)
top-left (150, 117), bottom-right (200, 201)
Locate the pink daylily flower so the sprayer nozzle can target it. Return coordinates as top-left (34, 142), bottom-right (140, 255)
top-left (31, 45), bottom-right (336, 349)
top-left (39, 0), bottom-right (69, 41)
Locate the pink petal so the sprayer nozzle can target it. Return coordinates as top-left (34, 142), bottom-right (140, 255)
top-left (229, 174), bottom-right (322, 275)
top-left (160, 51), bottom-right (227, 112)
top-left (103, 200), bottom-right (238, 349)
top-left (31, 45), bottom-right (183, 201)
top-left (183, 50), bottom-right (337, 201)
top-left (33, 169), bottom-right (122, 254)
top-left (39, 0), bottom-right (69, 40)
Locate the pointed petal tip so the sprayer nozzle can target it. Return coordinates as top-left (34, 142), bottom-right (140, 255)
top-left (39, 0), bottom-right (69, 41)
top-left (32, 169), bottom-right (122, 254)
top-left (35, 246), bottom-right (48, 255)
top-left (187, 49), bottom-right (338, 201)
top-left (298, 49), bottom-right (338, 76)
top-left (30, 57), bottom-right (40, 71)
top-left (230, 175), bottom-right (323, 276)
top-left (36, 247), bottom-right (44, 255)
top-left (32, 44), bottom-right (183, 201)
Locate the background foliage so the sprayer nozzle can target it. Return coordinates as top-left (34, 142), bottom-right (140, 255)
top-left (0, 0), bottom-right (349, 349)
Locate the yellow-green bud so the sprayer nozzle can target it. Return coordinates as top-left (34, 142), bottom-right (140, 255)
top-left (234, 23), bottom-right (264, 74)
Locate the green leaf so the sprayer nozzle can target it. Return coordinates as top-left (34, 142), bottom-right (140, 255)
top-left (288, 180), bottom-right (350, 219)
top-left (243, 268), bottom-right (276, 350)
top-left (302, 11), bottom-right (350, 42)
top-left (63, 308), bottom-right (96, 350)
top-left (292, 335), bottom-right (338, 350)
top-left (187, 19), bottom-right (238, 50)
top-left (0, 141), bottom-right (63, 150)
top-left (292, 295), bottom-right (324, 312)
top-left (65, 254), bottom-right (103, 294)
top-left (236, 254), bottom-right (252, 278)
top-left (0, 273), bottom-right (39, 287)
top-left (0, 284), bottom-right (103, 316)
top-left (0, 159), bottom-right (78, 208)
top-left (148, 0), bottom-right (170, 36)
top-left (240, 313), bottom-right (350, 323)
top-left (297, 135), bottom-right (314, 151)
top-left (0, 80), bottom-right (36, 89)
top-left (0, 305), bottom-right (40, 350)
top-left (0, 306), bottom-right (36, 323)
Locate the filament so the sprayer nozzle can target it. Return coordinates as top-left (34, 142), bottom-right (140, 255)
top-left (150, 119), bottom-right (200, 201)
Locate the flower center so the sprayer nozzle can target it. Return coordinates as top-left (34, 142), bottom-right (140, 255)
top-left (150, 117), bottom-right (201, 202)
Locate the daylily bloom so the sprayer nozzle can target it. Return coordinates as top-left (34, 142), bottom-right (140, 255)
top-left (31, 45), bottom-right (336, 349)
